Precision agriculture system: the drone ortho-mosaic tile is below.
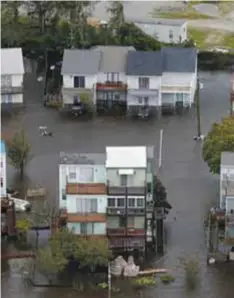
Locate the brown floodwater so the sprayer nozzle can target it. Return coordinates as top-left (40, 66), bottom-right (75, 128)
top-left (1, 67), bottom-right (234, 297)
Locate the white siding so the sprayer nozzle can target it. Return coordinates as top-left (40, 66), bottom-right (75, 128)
top-left (63, 74), bottom-right (97, 88)
top-left (127, 76), bottom-right (161, 90)
top-left (66, 194), bottom-right (107, 213)
top-left (67, 222), bottom-right (106, 235)
top-left (220, 165), bottom-right (234, 208)
top-left (97, 72), bottom-right (126, 83)
top-left (12, 74), bottom-right (23, 87)
top-left (59, 164), bottom-right (106, 209)
top-left (134, 22), bottom-right (187, 43)
top-left (0, 152), bottom-right (7, 197)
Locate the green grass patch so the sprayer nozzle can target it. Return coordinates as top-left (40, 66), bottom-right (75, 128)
top-left (188, 27), bottom-right (234, 49)
top-left (153, 9), bottom-right (214, 20)
top-left (218, 1), bottom-right (234, 16)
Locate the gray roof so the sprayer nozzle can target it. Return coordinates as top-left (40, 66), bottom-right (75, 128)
top-left (126, 51), bottom-right (162, 76)
top-left (92, 46), bottom-right (135, 72)
top-left (162, 47), bottom-right (197, 73)
top-left (61, 49), bottom-right (101, 75)
top-left (60, 152), bottom-right (105, 165)
top-left (221, 152), bottom-right (234, 166)
top-left (126, 17), bottom-right (186, 27)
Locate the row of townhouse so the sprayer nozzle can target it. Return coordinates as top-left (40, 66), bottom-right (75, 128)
top-left (61, 46), bottom-right (198, 116)
top-left (1, 48), bottom-right (25, 107)
top-left (58, 146), bottom-right (156, 252)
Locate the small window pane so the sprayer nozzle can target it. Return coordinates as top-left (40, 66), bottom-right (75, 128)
top-left (128, 198), bottom-right (135, 207)
top-left (117, 198), bottom-right (125, 207)
top-left (137, 198), bottom-right (144, 207)
top-left (120, 175), bottom-right (127, 186)
top-left (108, 198), bottom-right (115, 207)
top-left (127, 217), bottom-right (135, 228)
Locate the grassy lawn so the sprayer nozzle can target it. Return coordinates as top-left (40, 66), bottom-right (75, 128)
top-left (155, 10), bottom-right (213, 20)
top-left (188, 27), bottom-right (234, 49)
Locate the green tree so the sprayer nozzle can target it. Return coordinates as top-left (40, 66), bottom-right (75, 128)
top-left (153, 176), bottom-right (172, 213)
top-left (37, 246), bottom-right (68, 278)
top-left (202, 116), bottom-right (234, 174)
top-left (7, 130), bottom-right (32, 177)
top-left (74, 237), bottom-right (111, 271)
top-left (107, 1), bottom-right (125, 36)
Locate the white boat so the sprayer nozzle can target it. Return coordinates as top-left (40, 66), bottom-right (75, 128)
top-left (8, 196), bottom-right (32, 212)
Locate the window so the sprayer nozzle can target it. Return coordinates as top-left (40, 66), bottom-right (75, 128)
top-left (108, 198), bottom-right (116, 207)
top-left (79, 167), bottom-right (94, 182)
top-left (137, 198), bottom-right (144, 207)
top-left (0, 161), bottom-right (3, 167)
top-left (144, 97), bottom-right (149, 105)
top-left (117, 198), bottom-right (125, 207)
top-left (139, 77), bottom-right (149, 89)
top-left (120, 175), bottom-right (127, 186)
top-left (128, 198), bottom-right (135, 207)
top-left (73, 95), bottom-right (80, 105)
top-left (74, 76), bottom-right (85, 88)
top-left (90, 199), bottom-right (97, 212)
top-left (69, 172), bottom-right (76, 180)
top-left (107, 72), bottom-right (119, 82)
top-left (0, 178), bottom-right (3, 187)
top-left (80, 223), bottom-right (87, 235)
top-left (106, 92), bottom-right (113, 101)
top-left (62, 189), bottom-right (66, 201)
top-left (114, 93), bottom-right (120, 100)
top-left (169, 29), bottom-right (174, 41)
top-left (138, 97), bottom-right (143, 104)
top-left (1, 75), bottom-right (11, 87)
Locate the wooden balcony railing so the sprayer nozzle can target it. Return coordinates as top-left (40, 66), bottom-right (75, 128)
top-left (107, 228), bottom-right (145, 236)
top-left (96, 82), bottom-right (127, 90)
top-left (127, 228), bottom-right (145, 236)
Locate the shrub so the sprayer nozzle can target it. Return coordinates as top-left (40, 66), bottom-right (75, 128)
top-left (180, 256), bottom-right (200, 291)
top-left (133, 276), bottom-right (156, 289)
top-left (160, 274), bottom-right (175, 285)
top-left (46, 101), bottom-right (62, 109)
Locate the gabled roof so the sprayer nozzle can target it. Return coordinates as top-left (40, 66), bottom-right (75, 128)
top-left (126, 17), bottom-right (186, 27)
top-left (162, 47), bottom-right (197, 73)
top-left (126, 51), bottom-right (162, 76)
top-left (92, 46), bottom-right (135, 73)
top-left (61, 49), bottom-right (101, 75)
top-left (1, 48), bottom-right (24, 75)
top-left (221, 152), bottom-right (234, 166)
top-left (106, 146), bottom-right (147, 168)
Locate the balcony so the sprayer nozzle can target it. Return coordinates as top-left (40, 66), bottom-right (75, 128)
top-left (107, 207), bottom-right (126, 215)
top-left (106, 228), bottom-right (145, 236)
top-left (109, 237), bottom-right (145, 249)
top-left (96, 81), bottom-right (127, 91)
top-left (127, 208), bottom-right (145, 215)
top-left (107, 228), bottom-right (126, 236)
top-left (1, 86), bottom-right (23, 94)
top-left (107, 186), bottom-right (145, 195)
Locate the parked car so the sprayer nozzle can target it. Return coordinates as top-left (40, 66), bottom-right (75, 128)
top-left (10, 197), bottom-right (32, 212)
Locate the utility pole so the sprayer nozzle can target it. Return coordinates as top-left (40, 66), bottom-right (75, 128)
top-left (193, 76), bottom-right (204, 141)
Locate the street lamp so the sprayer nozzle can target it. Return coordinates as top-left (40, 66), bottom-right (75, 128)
top-left (193, 76), bottom-right (204, 141)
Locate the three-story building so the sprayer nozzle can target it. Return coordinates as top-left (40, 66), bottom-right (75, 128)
top-left (126, 51), bottom-right (162, 118)
top-left (92, 46), bottom-right (135, 113)
top-left (105, 146), bottom-right (155, 252)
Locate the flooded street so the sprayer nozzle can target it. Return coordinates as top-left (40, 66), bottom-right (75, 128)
top-left (2, 70), bottom-right (234, 297)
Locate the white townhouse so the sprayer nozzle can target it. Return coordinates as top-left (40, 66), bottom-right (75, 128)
top-left (126, 51), bottom-right (162, 118)
top-left (220, 152), bottom-right (234, 209)
top-left (61, 49), bottom-right (100, 111)
top-left (1, 48), bottom-right (25, 107)
top-left (129, 17), bottom-right (187, 44)
top-left (0, 140), bottom-right (7, 198)
top-left (161, 47), bottom-right (197, 111)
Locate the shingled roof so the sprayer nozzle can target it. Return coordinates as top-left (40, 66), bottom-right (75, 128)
top-left (162, 47), bottom-right (197, 73)
top-left (126, 51), bottom-right (163, 76)
top-left (61, 49), bottom-right (101, 75)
